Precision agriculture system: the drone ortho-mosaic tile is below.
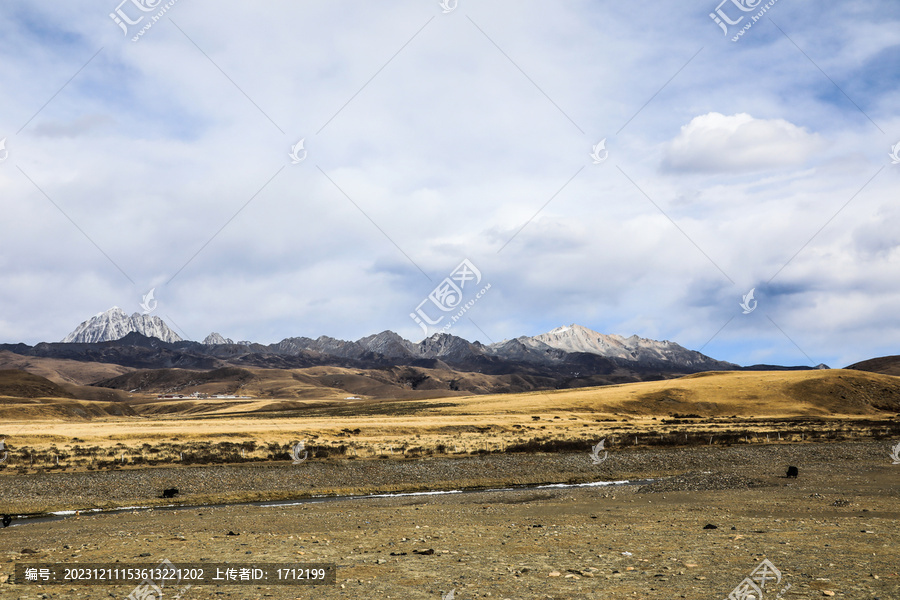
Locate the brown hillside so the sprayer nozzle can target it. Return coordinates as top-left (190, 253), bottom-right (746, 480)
top-left (0, 369), bottom-right (74, 399)
top-left (846, 355), bottom-right (900, 377)
top-left (0, 351), bottom-right (133, 385)
top-left (437, 369), bottom-right (900, 418)
top-left (95, 367), bottom-right (257, 394)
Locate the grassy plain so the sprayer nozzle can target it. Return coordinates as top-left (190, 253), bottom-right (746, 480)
top-left (0, 369), bottom-right (898, 473)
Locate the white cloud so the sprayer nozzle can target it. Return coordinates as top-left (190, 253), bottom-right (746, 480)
top-left (0, 0), bottom-right (897, 369)
top-left (662, 112), bottom-right (823, 173)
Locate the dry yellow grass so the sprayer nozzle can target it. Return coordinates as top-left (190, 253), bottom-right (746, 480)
top-left (440, 368), bottom-right (900, 417)
top-left (0, 368), bottom-right (897, 470)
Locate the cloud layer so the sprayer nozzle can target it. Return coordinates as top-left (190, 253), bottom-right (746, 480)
top-left (662, 112), bottom-right (822, 172)
top-left (0, 0), bottom-right (898, 370)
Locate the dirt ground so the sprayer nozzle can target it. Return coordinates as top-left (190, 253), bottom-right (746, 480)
top-left (0, 441), bottom-right (898, 599)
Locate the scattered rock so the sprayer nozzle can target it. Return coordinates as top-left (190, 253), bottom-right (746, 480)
top-left (703, 524), bottom-right (718, 530)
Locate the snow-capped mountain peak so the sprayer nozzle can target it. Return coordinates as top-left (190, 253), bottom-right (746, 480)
top-left (547, 325), bottom-right (571, 334)
top-left (202, 332), bottom-right (234, 345)
top-left (61, 307), bottom-right (183, 344)
top-left (497, 324), bottom-right (735, 370)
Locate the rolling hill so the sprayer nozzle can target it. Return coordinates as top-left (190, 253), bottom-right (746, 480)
top-left (437, 368), bottom-right (900, 418)
top-left (0, 369), bottom-right (74, 399)
top-left (846, 355), bottom-right (900, 377)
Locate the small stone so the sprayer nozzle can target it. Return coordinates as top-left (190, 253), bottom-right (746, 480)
top-left (548, 571), bottom-right (561, 577)
top-left (822, 592), bottom-right (835, 597)
top-left (703, 524), bottom-right (718, 530)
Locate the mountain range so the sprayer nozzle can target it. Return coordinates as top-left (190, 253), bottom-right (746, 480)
top-left (0, 308), bottom-right (827, 395)
top-left (52, 308), bottom-right (736, 371)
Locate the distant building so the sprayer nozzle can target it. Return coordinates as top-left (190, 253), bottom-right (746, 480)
top-left (156, 392), bottom-right (251, 399)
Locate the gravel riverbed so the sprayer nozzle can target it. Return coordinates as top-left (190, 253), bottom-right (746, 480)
top-left (0, 441), bottom-right (897, 599)
top-left (0, 440), bottom-right (893, 514)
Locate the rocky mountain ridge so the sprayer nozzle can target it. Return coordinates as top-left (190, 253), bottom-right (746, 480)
top-left (45, 308), bottom-right (746, 378)
top-left (61, 307), bottom-right (182, 344)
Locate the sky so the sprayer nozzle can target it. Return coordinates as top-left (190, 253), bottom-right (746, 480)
top-left (0, 0), bottom-right (898, 369)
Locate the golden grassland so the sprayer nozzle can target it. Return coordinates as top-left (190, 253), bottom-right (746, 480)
top-left (0, 368), bottom-right (898, 472)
